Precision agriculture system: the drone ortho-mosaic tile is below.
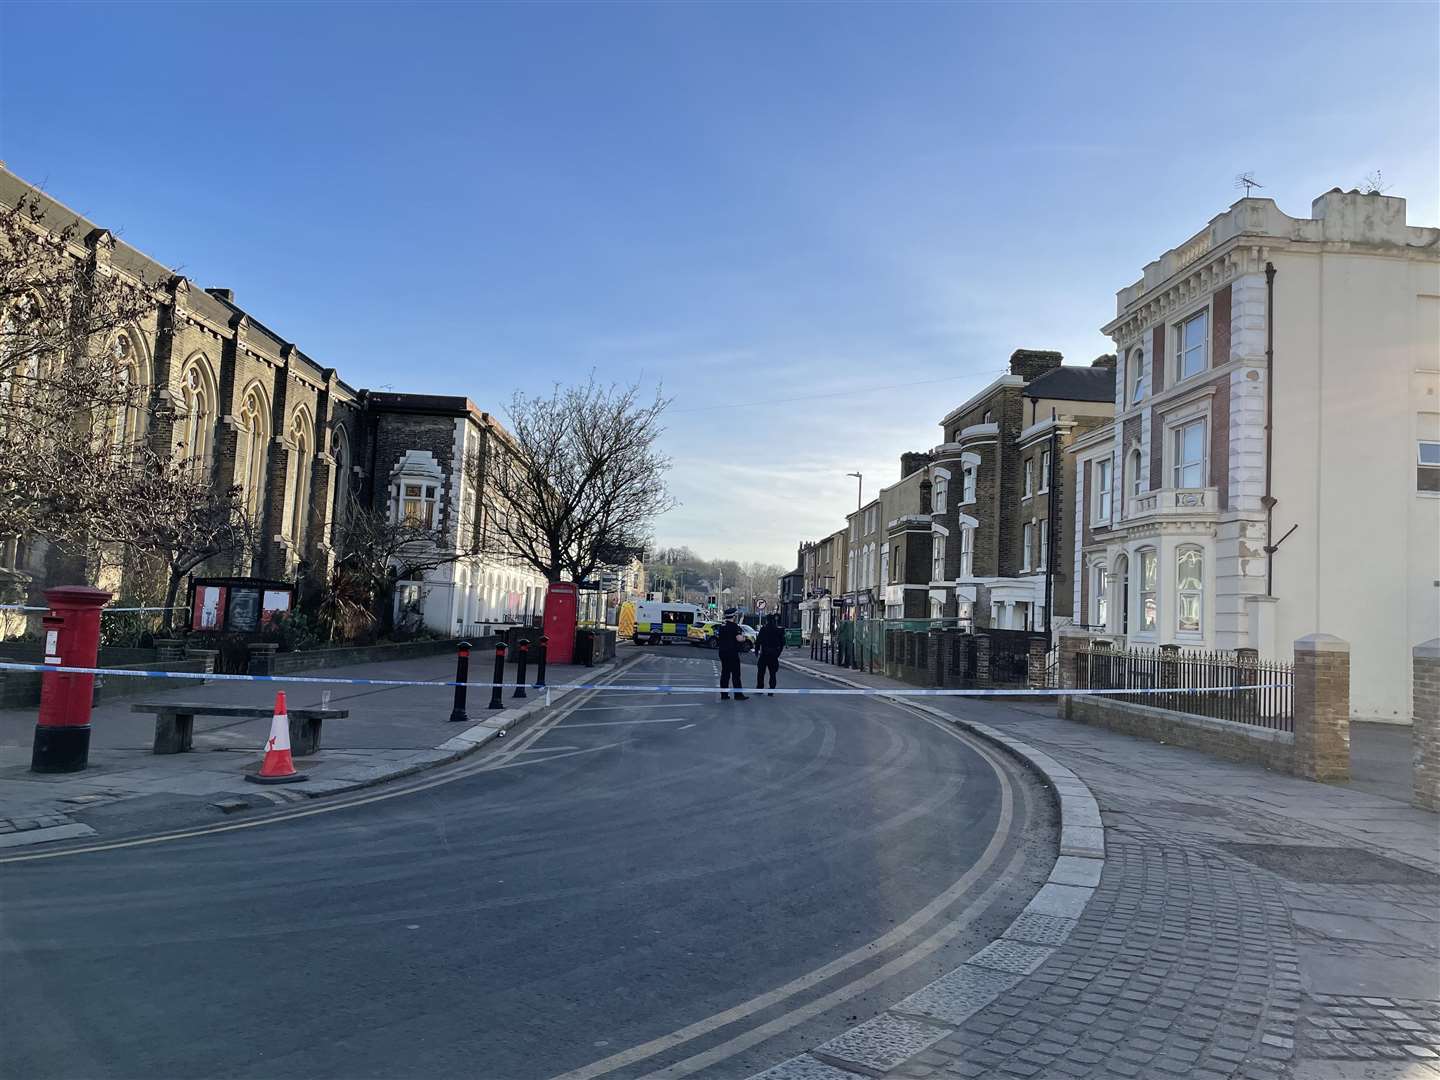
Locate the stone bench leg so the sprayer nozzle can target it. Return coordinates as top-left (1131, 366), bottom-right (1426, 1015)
top-left (152, 712), bottom-right (194, 754)
top-left (289, 716), bottom-right (322, 756)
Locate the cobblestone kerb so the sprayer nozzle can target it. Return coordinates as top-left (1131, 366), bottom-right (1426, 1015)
top-left (760, 660), bottom-right (1107, 1080)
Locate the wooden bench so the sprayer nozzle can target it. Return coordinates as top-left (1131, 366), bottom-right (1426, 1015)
top-left (130, 702), bottom-right (350, 756)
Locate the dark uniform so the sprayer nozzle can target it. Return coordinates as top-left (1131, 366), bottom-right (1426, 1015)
top-left (716, 616), bottom-right (748, 700)
top-left (755, 616), bottom-right (785, 692)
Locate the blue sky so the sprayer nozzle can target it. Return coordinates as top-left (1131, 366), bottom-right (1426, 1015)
top-left (2, 1), bottom-right (1435, 566)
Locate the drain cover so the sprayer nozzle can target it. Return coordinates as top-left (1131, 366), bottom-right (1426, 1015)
top-left (1219, 843), bottom-right (1439, 884)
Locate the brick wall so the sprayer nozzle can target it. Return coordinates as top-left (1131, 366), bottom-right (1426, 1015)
top-left (1211, 379), bottom-right (1231, 509)
top-left (1414, 640), bottom-right (1440, 811)
top-left (1062, 694), bottom-right (1294, 772)
top-left (1211, 284), bottom-right (1232, 366)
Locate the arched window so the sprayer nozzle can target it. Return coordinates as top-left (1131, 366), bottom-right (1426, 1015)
top-left (109, 333), bottom-right (145, 448)
top-left (1092, 562), bottom-right (1108, 629)
top-left (1115, 554), bottom-right (1130, 635)
top-left (1138, 547), bottom-right (1158, 632)
top-left (237, 385), bottom-right (270, 524)
top-left (330, 424), bottom-right (352, 534)
top-left (1128, 347), bottom-right (1145, 405)
top-left (286, 408), bottom-right (314, 550)
top-left (1176, 546), bottom-right (1204, 634)
top-left (178, 354), bottom-right (216, 476)
top-left (1128, 448), bottom-right (1143, 506)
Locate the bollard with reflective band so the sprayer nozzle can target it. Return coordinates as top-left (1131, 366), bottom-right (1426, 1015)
top-left (534, 635), bottom-right (548, 688)
top-left (513, 639), bottom-right (529, 699)
top-left (449, 641), bottom-right (472, 722)
top-left (32, 585), bottom-right (112, 773)
top-left (488, 642), bottom-right (507, 710)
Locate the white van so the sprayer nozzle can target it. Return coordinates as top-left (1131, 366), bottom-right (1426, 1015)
top-left (632, 601), bottom-right (705, 645)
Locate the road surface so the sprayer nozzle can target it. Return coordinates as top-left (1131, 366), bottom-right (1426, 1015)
top-left (0, 647), bottom-right (1054, 1080)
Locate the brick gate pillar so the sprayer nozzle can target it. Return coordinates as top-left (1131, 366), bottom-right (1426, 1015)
top-left (1294, 634), bottom-right (1350, 783)
top-left (1026, 635), bottom-right (1049, 689)
top-left (1057, 628), bottom-right (1089, 691)
top-left (975, 634), bottom-right (993, 686)
top-left (1413, 639), bottom-right (1440, 812)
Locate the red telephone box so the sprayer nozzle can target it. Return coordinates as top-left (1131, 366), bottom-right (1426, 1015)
top-left (543, 583), bottom-right (579, 665)
top-left (32, 585), bottom-right (112, 773)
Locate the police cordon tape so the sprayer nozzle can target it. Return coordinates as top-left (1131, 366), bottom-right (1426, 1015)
top-left (0, 661), bottom-right (1282, 698)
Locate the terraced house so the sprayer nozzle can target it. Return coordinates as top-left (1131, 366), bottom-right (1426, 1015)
top-left (923, 350), bottom-right (1115, 630)
top-left (0, 166), bottom-right (545, 634)
top-left (1070, 187), bottom-right (1440, 722)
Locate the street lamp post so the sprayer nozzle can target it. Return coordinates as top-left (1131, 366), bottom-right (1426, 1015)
top-left (846, 471), bottom-right (862, 669)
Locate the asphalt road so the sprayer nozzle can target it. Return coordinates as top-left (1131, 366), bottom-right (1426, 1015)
top-left (0, 646), bottom-right (1054, 1080)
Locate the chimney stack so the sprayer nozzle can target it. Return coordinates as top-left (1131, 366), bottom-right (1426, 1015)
top-left (1009, 349), bottom-right (1063, 382)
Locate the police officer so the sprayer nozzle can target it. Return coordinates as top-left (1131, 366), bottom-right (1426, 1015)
top-left (716, 608), bottom-right (748, 700)
top-left (755, 614), bottom-right (785, 695)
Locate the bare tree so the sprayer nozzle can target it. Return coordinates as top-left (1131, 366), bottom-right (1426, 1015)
top-left (0, 192), bottom-right (162, 546)
top-left (95, 463), bottom-right (257, 633)
top-left (480, 377), bottom-right (673, 584)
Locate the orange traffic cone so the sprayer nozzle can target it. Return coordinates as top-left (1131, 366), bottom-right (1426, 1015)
top-left (245, 691), bottom-right (307, 784)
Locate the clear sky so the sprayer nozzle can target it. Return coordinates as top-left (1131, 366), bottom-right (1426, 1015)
top-left (2, 1), bottom-right (1435, 567)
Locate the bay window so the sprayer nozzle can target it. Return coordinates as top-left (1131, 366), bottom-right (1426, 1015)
top-left (1173, 419), bottom-right (1206, 489)
top-left (933, 475), bottom-right (947, 514)
top-left (1176, 546), bottom-right (1203, 634)
top-left (1139, 548), bottom-right (1157, 632)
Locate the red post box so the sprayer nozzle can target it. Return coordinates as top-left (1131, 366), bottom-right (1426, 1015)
top-left (32, 585), bottom-right (112, 773)
top-left (543, 583), bottom-right (578, 666)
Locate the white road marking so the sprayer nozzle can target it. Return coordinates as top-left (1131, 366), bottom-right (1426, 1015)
top-left (516, 745), bottom-right (581, 753)
top-left (677, 724), bottom-right (695, 731)
top-left (560, 717), bottom-right (696, 728)
top-left (547, 715), bottom-right (1019, 1080)
top-left (571, 703), bottom-right (705, 712)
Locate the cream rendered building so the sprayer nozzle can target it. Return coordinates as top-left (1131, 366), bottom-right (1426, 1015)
top-left (1071, 188), bottom-right (1439, 722)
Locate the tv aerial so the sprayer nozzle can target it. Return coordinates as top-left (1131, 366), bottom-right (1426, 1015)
top-left (1235, 172), bottom-right (1264, 197)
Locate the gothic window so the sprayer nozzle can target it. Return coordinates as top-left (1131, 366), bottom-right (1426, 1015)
top-left (286, 408), bottom-right (314, 549)
top-left (238, 386), bottom-right (269, 524)
top-left (178, 355), bottom-right (217, 476)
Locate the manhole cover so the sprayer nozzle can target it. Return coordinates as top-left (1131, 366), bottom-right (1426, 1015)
top-left (1219, 843), bottom-right (1439, 884)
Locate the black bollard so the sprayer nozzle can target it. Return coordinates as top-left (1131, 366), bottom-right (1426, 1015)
top-left (449, 641), bottom-right (472, 722)
top-left (513, 639), bottom-right (529, 698)
top-left (535, 635), bottom-right (548, 688)
top-left (488, 642), bottom-right (507, 710)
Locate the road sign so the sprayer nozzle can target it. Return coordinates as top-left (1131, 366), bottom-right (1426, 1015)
top-left (757, 599), bottom-right (767, 609)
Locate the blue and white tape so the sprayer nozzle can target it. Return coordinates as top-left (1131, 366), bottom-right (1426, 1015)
top-left (0, 661), bottom-right (1281, 698)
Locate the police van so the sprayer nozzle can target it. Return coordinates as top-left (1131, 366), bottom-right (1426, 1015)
top-left (632, 601), bottom-right (706, 645)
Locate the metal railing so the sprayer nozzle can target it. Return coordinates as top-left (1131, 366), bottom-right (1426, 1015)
top-left (1074, 645), bottom-right (1293, 731)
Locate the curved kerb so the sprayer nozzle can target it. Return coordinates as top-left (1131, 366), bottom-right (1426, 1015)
top-left (749, 661), bottom-right (1107, 1080)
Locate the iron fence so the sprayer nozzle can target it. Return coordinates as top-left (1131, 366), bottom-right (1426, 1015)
top-left (1074, 646), bottom-right (1293, 731)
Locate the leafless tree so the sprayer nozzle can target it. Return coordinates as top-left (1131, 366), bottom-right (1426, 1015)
top-left (0, 192), bottom-right (162, 546)
top-left (479, 377), bottom-right (673, 584)
top-left (94, 462), bottom-right (258, 633)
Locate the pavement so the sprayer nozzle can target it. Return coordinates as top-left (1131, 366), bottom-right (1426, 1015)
top-left (0, 649), bottom-right (633, 847)
top-left (765, 654), bottom-right (1440, 1080)
top-left (0, 646), bottom-right (1055, 1080)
